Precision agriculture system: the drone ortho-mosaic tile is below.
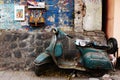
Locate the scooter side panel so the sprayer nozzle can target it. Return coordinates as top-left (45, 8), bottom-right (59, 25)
top-left (54, 42), bottom-right (63, 57)
top-left (83, 51), bottom-right (113, 70)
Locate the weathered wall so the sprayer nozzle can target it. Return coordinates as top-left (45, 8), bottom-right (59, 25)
top-left (74, 0), bottom-right (102, 32)
top-left (83, 0), bottom-right (102, 31)
top-left (74, 0), bottom-right (85, 32)
top-left (0, 0), bottom-right (102, 32)
top-left (0, 0), bottom-right (74, 31)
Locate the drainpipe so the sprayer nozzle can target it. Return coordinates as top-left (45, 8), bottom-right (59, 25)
top-left (106, 0), bottom-right (114, 38)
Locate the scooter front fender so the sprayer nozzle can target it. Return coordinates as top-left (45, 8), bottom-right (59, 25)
top-left (34, 51), bottom-right (51, 65)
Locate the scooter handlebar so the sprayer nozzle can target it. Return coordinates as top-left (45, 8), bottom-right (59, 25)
top-left (51, 28), bottom-right (73, 39)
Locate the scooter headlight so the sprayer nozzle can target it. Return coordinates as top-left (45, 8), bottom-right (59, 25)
top-left (75, 39), bottom-right (86, 46)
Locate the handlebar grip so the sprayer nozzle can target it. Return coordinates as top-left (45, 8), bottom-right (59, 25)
top-left (67, 35), bottom-right (73, 39)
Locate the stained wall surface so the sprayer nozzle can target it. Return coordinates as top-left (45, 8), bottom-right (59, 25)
top-left (83, 0), bottom-right (102, 31)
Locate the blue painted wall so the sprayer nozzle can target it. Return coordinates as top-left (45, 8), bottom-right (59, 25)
top-left (0, 0), bottom-right (74, 31)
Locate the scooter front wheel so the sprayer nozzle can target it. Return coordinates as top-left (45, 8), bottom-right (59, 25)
top-left (34, 63), bottom-right (50, 76)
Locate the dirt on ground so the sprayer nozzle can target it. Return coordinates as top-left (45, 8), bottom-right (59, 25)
top-left (34, 59), bottom-right (120, 79)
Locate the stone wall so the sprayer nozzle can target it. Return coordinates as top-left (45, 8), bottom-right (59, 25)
top-left (0, 31), bottom-right (52, 70)
top-left (0, 30), bottom-right (106, 71)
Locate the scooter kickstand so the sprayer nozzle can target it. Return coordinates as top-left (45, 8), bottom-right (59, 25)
top-left (68, 70), bottom-right (76, 80)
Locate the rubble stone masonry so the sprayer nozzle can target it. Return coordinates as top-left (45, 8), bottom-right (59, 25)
top-left (0, 30), bottom-right (106, 71)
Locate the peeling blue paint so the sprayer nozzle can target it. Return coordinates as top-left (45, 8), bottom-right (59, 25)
top-left (0, 0), bottom-right (74, 31)
top-left (0, 4), bottom-right (21, 29)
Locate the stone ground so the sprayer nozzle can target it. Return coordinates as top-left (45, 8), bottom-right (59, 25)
top-left (0, 68), bottom-right (120, 80)
top-left (0, 71), bottom-right (91, 80)
top-left (0, 71), bottom-right (100, 80)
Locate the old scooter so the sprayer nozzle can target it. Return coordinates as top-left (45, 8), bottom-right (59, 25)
top-left (34, 28), bottom-right (118, 76)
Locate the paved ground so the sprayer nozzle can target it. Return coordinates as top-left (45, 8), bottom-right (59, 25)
top-left (0, 71), bottom-right (100, 80)
top-left (0, 70), bottom-right (120, 80)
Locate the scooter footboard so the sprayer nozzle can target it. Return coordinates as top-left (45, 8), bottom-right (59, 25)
top-left (83, 52), bottom-right (113, 70)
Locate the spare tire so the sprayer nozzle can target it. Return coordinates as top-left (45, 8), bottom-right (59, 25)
top-left (107, 38), bottom-right (118, 54)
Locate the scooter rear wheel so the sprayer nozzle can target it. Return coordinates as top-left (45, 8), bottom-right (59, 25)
top-left (88, 69), bottom-right (108, 77)
top-left (107, 38), bottom-right (118, 54)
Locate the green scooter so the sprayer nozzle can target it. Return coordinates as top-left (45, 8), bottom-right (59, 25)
top-left (34, 28), bottom-right (118, 76)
